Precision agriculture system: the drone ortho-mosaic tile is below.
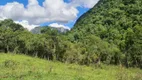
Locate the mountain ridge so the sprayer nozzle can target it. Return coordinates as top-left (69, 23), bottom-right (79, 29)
top-left (31, 26), bottom-right (70, 34)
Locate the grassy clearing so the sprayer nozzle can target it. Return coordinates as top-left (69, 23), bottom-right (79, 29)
top-left (0, 53), bottom-right (141, 80)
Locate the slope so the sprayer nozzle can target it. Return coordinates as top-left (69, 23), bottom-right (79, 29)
top-left (69, 0), bottom-right (142, 67)
top-left (0, 53), bottom-right (142, 80)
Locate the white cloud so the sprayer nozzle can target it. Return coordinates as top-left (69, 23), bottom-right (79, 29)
top-left (0, 0), bottom-right (99, 28)
top-left (0, 2), bottom-right (25, 20)
top-left (49, 23), bottom-right (70, 30)
top-left (0, 17), bottom-right (7, 21)
top-left (0, 0), bottom-right (79, 25)
top-left (15, 20), bottom-right (38, 31)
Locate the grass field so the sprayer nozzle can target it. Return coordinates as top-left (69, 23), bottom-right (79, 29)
top-left (0, 53), bottom-right (141, 80)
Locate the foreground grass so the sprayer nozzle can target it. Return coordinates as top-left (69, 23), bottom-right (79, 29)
top-left (0, 53), bottom-right (141, 80)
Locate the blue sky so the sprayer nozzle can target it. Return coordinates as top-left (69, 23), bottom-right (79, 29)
top-left (0, 0), bottom-right (99, 30)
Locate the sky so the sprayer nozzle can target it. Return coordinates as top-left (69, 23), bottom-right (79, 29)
top-left (0, 0), bottom-right (99, 30)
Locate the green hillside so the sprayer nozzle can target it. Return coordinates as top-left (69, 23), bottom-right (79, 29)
top-left (74, 0), bottom-right (142, 30)
top-left (69, 0), bottom-right (142, 67)
top-left (0, 0), bottom-right (142, 80)
top-left (0, 53), bottom-right (142, 80)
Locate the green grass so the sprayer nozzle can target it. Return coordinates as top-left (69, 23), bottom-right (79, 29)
top-left (0, 53), bottom-right (141, 80)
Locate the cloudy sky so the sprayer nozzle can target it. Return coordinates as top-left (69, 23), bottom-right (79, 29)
top-left (0, 0), bottom-right (99, 30)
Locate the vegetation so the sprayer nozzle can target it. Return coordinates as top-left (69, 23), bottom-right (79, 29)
top-left (0, 0), bottom-right (142, 79)
top-left (70, 0), bottom-right (142, 68)
top-left (0, 0), bottom-right (141, 74)
top-left (0, 53), bottom-right (142, 80)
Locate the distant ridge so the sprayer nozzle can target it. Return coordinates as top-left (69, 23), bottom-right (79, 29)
top-left (31, 26), bottom-right (70, 34)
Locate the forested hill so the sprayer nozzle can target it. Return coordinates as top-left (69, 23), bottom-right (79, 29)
top-left (68, 0), bottom-right (142, 67)
top-left (73, 0), bottom-right (142, 30)
top-left (0, 0), bottom-right (142, 69)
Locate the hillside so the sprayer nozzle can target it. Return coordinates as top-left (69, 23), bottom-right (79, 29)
top-left (0, 0), bottom-right (142, 76)
top-left (0, 53), bottom-right (142, 80)
top-left (73, 0), bottom-right (142, 31)
top-left (69, 0), bottom-right (142, 67)
top-left (0, 0), bottom-right (142, 80)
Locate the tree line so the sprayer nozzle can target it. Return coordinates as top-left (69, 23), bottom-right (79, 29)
top-left (0, 19), bottom-right (141, 68)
